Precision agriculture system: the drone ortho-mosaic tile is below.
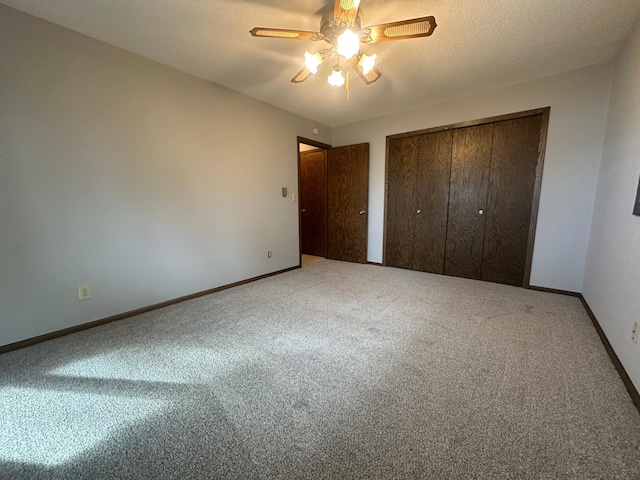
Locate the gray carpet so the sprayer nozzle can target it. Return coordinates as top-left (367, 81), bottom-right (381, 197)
top-left (1, 260), bottom-right (639, 479)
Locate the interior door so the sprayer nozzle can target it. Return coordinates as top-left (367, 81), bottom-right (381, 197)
top-left (299, 149), bottom-right (327, 257)
top-left (327, 143), bottom-right (369, 263)
top-left (481, 115), bottom-right (542, 285)
top-left (445, 123), bottom-right (494, 279)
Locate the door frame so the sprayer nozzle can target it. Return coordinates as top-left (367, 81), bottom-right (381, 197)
top-left (383, 107), bottom-right (550, 287)
top-left (297, 137), bottom-right (332, 267)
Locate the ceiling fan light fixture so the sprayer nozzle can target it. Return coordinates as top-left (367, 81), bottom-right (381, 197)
top-left (304, 51), bottom-right (323, 74)
top-left (328, 66), bottom-right (345, 87)
top-left (358, 53), bottom-right (377, 75)
top-left (337, 29), bottom-right (360, 60)
top-left (251, 1), bottom-right (437, 90)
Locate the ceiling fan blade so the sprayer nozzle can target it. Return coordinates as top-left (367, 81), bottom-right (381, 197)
top-left (250, 28), bottom-right (324, 41)
top-left (353, 65), bottom-right (382, 84)
top-left (360, 16), bottom-right (437, 43)
top-left (348, 54), bottom-right (382, 85)
top-left (291, 67), bottom-right (312, 83)
top-left (334, 0), bottom-right (360, 28)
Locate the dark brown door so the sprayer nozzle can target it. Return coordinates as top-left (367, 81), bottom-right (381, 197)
top-left (327, 143), bottom-right (369, 263)
top-left (299, 149), bottom-right (327, 257)
top-left (386, 136), bottom-right (418, 269)
top-left (481, 115), bottom-right (542, 286)
top-left (413, 131), bottom-right (452, 273)
top-left (445, 123), bottom-right (494, 280)
top-left (386, 132), bottom-right (452, 273)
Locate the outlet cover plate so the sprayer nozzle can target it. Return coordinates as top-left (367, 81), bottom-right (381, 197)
top-left (78, 284), bottom-right (93, 301)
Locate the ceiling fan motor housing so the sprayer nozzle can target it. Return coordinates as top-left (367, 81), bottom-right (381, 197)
top-left (320, 11), bottom-right (362, 46)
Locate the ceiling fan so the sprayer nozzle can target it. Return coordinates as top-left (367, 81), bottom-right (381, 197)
top-left (250, 0), bottom-right (437, 90)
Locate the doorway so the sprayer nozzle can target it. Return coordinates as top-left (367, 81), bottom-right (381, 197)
top-left (297, 137), bottom-right (370, 266)
top-left (298, 138), bottom-right (330, 267)
top-left (299, 142), bottom-right (328, 260)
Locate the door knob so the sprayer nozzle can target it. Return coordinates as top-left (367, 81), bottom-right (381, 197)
top-left (416, 209), bottom-right (422, 214)
top-left (478, 209), bottom-right (484, 215)
top-left (301, 208), bottom-right (306, 213)
top-left (359, 210), bottom-right (366, 215)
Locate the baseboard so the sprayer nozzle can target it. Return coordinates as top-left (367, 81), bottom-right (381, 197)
top-left (367, 261), bottom-right (383, 266)
top-left (527, 285), bottom-right (580, 297)
top-left (0, 265), bottom-right (300, 355)
top-left (578, 294), bottom-right (640, 414)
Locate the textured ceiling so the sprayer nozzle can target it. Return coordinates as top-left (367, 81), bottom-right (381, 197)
top-left (2, 0), bottom-right (640, 127)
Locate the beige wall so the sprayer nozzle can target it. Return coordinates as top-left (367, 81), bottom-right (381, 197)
top-left (0, 6), bottom-right (330, 346)
top-left (584, 19), bottom-right (640, 390)
top-left (332, 64), bottom-right (612, 293)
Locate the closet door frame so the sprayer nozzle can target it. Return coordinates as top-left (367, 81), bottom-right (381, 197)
top-left (383, 107), bottom-right (550, 288)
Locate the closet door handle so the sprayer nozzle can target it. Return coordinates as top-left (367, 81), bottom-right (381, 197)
top-left (359, 210), bottom-right (366, 215)
top-left (478, 209), bottom-right (484, 215)
top-left (416, 209), bottom-right (422, 214)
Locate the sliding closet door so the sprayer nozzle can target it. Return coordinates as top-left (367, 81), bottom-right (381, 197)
top-left (413, 131), bottom-right (452, 273)
top-left (386, 136), bottom-right (418, 269)
top-left (481, 115), bottom-right (542, 286)
top-left (445, 124), bottom-right (493, 280)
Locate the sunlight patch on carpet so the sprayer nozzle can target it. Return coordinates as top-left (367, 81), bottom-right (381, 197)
top-left (49, 346), bottom-right (251, 383)
top-left (0, 386), bottom-right (163, 466)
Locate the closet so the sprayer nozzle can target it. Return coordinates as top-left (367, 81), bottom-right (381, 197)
top-left (384, 109), bottom-right (548, 287)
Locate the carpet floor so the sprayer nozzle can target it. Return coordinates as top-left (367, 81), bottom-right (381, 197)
top-left (1, 260), bottom-right (639, 479)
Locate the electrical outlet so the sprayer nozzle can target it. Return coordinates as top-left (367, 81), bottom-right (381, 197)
top-left (78, 284), bottom-right (92, 301)
top-left (632, 322), bottom-right (639, 344)
top-left (268, 251), bottom-right (272, 258)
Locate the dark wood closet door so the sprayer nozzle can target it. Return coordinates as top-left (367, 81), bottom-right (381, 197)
top-left (327, 143), bottom-right (369, 263)
top-left (445, 124), bottom-right (494, 280)
top-left (413, 131), bottom-right (452, 273)
top-left (300, 149), bottom-right (327, 257)
top-left (386, 136), bottom-right (418, 269)
top-left (481, 115), bottom-right (542, 286)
